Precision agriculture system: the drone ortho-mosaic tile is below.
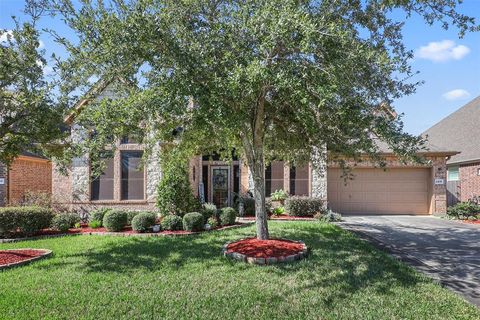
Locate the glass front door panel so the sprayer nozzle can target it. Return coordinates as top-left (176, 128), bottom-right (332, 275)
top-left (212, 167), bottom-right (229, 208)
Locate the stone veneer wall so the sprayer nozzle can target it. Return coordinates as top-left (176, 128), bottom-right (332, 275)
top-left (459, 162), bottom-right (480, 202)
top-left (0, 163), bottom-right (7, 206)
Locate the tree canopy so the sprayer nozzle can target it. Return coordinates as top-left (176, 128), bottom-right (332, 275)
top-left (43, 0), bottom-right (478, 239)
top-left (0, 10), bottom-right (63, 165)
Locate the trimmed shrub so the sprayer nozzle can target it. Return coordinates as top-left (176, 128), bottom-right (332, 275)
top-left (183, 212), bottom-right (204, 232)
top-left (285, 197), bottom-right (326, 217)
top-left (156, 160), bottom-right (200, 217)
top-left (103, 210), bottom-right (128, 232)
top-left (127, 211), bottom-right (141, 225)
top-left (201, 203), bottom-right (217, 222)
top-left (89, 208), bottom-right (112, 225)
top-left (51, 213), bottom-right (80, 232)
top-left (239, 196), bottom-right (255, 216)
top-left (89, 220), bottom-right (102, 229)
top-left (219, 207), bottom-right (237, 226)
top-left (18, 191), bottom-right (52, 208)
top-left (272, 207), bottom-right (285, 216)
top-left (132, 212), bottom-right (157, 233)
top-left (207, 216), bottom-right (218, 229)
top-left (160, 215), bottom-right (183, 231)
top-left (447, 201), bottom-right (480, 220)
top-left (0, 206), bottom-right (54, 238)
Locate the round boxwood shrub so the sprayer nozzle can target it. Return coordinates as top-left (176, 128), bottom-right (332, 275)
top-left (131, 212), bottom-right (157, 233)
top-left (103, 210), bottom-right (128, 232)
top-left (160, 215), bottom-right (183, 231)
top-left (201, 203), bottom-right (217, 222)
top-left (126, 211), bottom-right (141, 225)
top-left (51, 213), bottom-right (75, 232)
top-left (89, 208), bottom-right (111, 226)
top-left (183, 212), bottom-right (204, 232)
top-left (219, 207), bottom-right (237, 226)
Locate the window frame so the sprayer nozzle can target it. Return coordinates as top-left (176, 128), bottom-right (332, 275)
top-left (447, 166), bottom-right (460, 181)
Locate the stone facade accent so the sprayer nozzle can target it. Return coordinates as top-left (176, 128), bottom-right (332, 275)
top-left (146, 143), bottom-right (162, 202)
top-left (71, 124), bottom-right (90, 202)
top-left (0, 163), bottom-right (7, 206)
top-left (311, 145), bottom-right (328, 201)
top-left (459, 162), bottom-right (480, 202)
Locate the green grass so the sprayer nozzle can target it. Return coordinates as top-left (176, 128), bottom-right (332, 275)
top-left (1, 222), bottom-right (478, 319)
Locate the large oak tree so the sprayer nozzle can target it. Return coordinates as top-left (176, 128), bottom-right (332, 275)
top-left (45, 0), bottom-right (477, 239)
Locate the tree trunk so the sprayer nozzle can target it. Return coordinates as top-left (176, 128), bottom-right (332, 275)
top-left (240, 90), bottom-right (269, 240)
top-left (249, 151), bottom-right (269, 240)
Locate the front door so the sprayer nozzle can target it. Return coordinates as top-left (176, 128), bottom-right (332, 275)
top-left (211, 166), bottom-right (230, 208)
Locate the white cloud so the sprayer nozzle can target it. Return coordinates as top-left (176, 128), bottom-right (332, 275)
top-left (442, 89), bottom-right (471, 101)
top-left (38, 40), bottom-right (45, 49)
top-left (36, 60), bottom-right (53, 75)
top-left (416, 40), bottom-right (470, 62)
top-left (0, 30), bottom-right (13, 43)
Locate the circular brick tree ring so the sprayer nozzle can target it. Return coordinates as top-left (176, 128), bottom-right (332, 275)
top-left (222, 238), bottom-right (309, 265)
top-left (0, 249), bottom-right (52, 270)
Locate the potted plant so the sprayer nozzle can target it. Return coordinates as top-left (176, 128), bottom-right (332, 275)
top-left (270, 189), bottom-right (288, 207)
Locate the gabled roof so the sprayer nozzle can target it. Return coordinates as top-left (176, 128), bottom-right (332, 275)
top-left (64, 76), bottom-right (135, 124)
top-left (423, 95), bottom-right (480, 164)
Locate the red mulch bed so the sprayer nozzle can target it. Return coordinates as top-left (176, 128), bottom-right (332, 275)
top-left (242, 215), bottom-right (314, 220)
top-left (461, 220), bottom-right (480, 225)
top-left (4, 223), bottom-right (244, 239)
top-left (226, 237), bottom-right (304, 258)
top-left (0, 249), bottom-right (48, 266)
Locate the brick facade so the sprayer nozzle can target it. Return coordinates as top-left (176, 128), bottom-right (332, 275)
top-left (8, 157), bottom-right (52, 204)
top-left (459, 162), bottom-right (480, 201)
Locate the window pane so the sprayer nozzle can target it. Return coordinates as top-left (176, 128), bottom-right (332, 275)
top-left (290, 165), bottom-right (309, 196)
top-left (265, 161), bottom-right (284, 196)
top-left (447, 166), bottom-right (459, 181)
top-left (120, 135), bottom-right (140, 144)
top-left (121, 151), bottom-right (144, 200)
top-left (91, 155), bottom-right (114, 200)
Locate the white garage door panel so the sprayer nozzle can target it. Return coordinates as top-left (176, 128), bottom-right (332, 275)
top-left (328, 168), bottom-right (430, 215)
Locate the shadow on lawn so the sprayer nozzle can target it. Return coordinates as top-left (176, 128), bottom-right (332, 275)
top-left (40, 222), bottom-right (426, 304)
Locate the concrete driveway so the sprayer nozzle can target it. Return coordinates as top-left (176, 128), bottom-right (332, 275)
top-left (338, 215), bottom-right (480, 307)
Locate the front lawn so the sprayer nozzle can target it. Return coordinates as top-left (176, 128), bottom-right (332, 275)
top-left (1, 222), bottom-right (478, 319)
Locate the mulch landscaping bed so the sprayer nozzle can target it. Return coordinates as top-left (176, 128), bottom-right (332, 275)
top-left (0, 249), bottom-right (52, 270)
top-left (1, 223), bottom-right (250, 243)
top-left (461, 220), bottom-right (480, 225)
top-left (240, 215), bottom-right (315, 221)
top-left (223, 237), bottom-right (309, 265)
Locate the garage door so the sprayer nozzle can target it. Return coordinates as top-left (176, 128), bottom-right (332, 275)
top-left (328, 168), bottom-right (430, 215)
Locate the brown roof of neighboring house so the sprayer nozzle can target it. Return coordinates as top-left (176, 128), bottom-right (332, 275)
top-left (423, 95), bottom-right (480, 165)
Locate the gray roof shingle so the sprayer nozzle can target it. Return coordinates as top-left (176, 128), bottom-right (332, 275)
top-left (423, 95), bottom-right (480, 164)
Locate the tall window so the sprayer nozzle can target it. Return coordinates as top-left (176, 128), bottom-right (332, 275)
top-left (447, 166), bottom-right (460, 181)
top-left (121, 151), bottom-right (145, 200)
top-left (290, 165), bottom-right (309, 196)
top-left (91, 153), bottom-right (114, 200)
top-left (265, 161), bottom-right (284, 196)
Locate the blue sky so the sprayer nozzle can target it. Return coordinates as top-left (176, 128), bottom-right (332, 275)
top-left (1, 0), bottom-right (479, 135)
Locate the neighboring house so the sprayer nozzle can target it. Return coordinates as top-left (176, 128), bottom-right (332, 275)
top-left (53, 80), bottom-right (455, 216)
top-left (0, 152), bottom-right (52, 206)
top-left (424, 96), bottom-right (480, 205)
